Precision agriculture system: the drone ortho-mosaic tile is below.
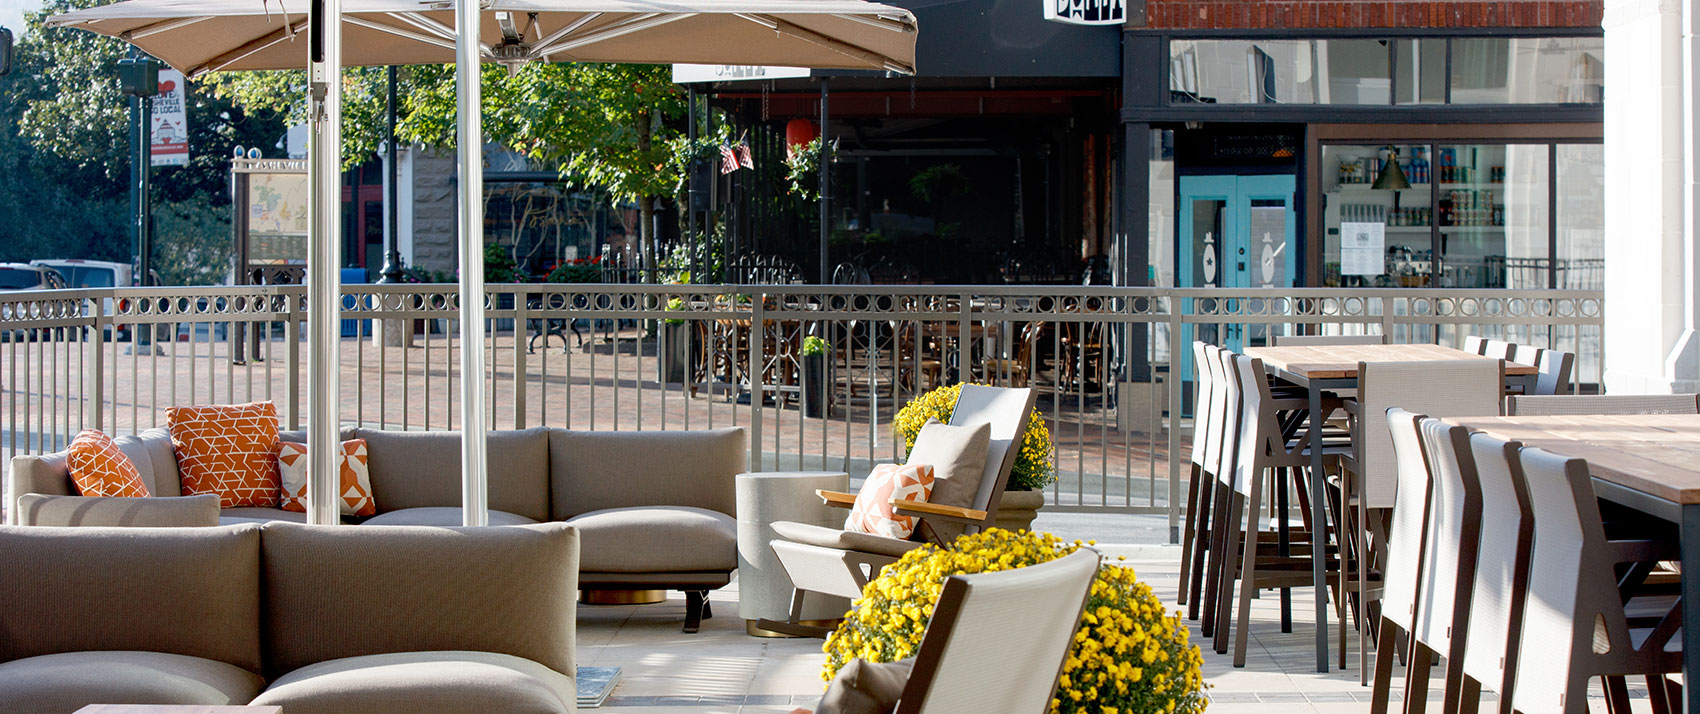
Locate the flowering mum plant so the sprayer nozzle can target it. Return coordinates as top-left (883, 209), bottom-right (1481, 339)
top-left (822, 529), bottom-right (1208, 714)
top-left (893, 383), bottom-right (1055, 491)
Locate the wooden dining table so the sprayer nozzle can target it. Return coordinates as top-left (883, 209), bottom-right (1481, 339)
top-left (1452, 413), bottom-right (1700, 714)
top-left (1242, 343), bottom-right (1539, 672)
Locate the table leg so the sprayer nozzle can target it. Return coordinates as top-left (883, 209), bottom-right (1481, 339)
top-left (1683, 503), bottom-right (1700, 714)
top-left (1309, 385), bottom-right (1329, 673)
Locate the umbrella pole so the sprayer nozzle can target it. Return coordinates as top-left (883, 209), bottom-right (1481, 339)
top-left (304, 0), bottom-right (342, 526)
top-left (456, 0), bottom-right (488, 527)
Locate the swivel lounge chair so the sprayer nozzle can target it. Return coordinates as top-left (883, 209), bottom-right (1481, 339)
top-left (758, 384), bottom-right (1038, 637)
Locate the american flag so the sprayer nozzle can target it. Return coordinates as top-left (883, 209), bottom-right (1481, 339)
top-left (719, 144), bottom-right (739, 174)
top-left (736, 142), bottom-right (754, 170)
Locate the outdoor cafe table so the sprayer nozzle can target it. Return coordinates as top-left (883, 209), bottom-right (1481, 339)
top-left (1451, 413), bottom-right (1700, 714)
top-left (1242, 343), bottom-right (1539, 672)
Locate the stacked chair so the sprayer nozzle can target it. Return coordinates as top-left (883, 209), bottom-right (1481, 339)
top-left (1461, 333), bottom-right (1576, 395)
top-left (1369, 407), bottom-right (1685, 714)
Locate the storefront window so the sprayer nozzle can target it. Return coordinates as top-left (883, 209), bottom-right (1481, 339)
top-left (1436, 144), bottom-right (1548, 289)
top-left (1316, 40), bottom-right (1391, 104)
top-left (1450, 38), bottom-right (1604, 104)
top-left (1169, 40), bottom-right (1314, 104)
top-left (1321, 144), bottom-right (1432, 287)
top-left (1395, 39), bottom-right (1447, 104)
top-left (1556, 144), bottom-right (1604, 289)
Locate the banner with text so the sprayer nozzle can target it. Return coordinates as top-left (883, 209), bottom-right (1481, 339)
top-left (150, 69), bottom-right (189, 167)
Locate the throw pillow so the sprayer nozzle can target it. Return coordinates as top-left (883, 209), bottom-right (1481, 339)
top-left (166, 401), bottom-right (281, 508)
top-left (844, 463), bottom-right (935, 539)
top-left (816, 657), bottom-right (915, 714)
top-left (903, 418), bottom-right (992, 543)
top-left (277, 439), bottom-right (376, 516)
top-left (65, 429), bottom-right (150, 498)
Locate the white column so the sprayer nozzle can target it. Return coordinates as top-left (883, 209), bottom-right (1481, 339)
top-left (456, 0), bottom-right (489, 527)
top-left (1604, 0), bottom-right (1698, 392)
top-left (305, 0), bottom-right (343, 525)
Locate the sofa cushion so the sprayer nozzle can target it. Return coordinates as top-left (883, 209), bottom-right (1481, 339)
top-left (0, 524), bottom-right (263, 672)
top-left (549, 427), bottom-right (745, 519)
top-left (218, 507), bottom-right (309, 525)
top-left (771, 520), bottom-right (926, 559)
top-left (818, 657), bottom-right (915, 714)
top-left (361, 507), bottom-right (539, 526)
top-left (17, 493), bottom-right (219, 527)
top-left (259, 522), bottom-right (577, 678)
top-left (251, 651), bottom-right (573, 714)
top-left (0, 651), bottom-right (266, 714)
top-left (66, 429), bottom-right (150, 498)
top-left (567, 506), bottom-right (735, 573)
top-left (118, 428), bottom-right (182, 497)
top-left (356, 427), bottom-right (551, 522)
top-left (167, 401), bottom-right (282, 508)
top-left (278, 439), bottom-right (375, 516)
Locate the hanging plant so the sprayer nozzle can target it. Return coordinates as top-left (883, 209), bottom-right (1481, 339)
top-left (783, 137), bottom-right (835, 202)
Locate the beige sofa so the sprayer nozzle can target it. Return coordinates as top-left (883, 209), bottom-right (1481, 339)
top-left (8, 426), bottom-right (746, 631)
top-left (0, 521), bottom-right (579, 714)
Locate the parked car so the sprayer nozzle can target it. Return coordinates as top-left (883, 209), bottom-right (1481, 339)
top-left (30, 259), bottom-right (130, 289)
top-left (0, 263), bottom-right (66, 291)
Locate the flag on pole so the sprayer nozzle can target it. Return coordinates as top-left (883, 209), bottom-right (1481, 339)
top-left (736, 142), bottom-right (754, 170)
top-left (719, 144), bottom-right (739, 174)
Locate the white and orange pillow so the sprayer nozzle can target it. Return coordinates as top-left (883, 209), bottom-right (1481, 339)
top-left (65, 430), bottom-right (150, 498)
top-left (166, 401), bottom-right (281, 508)
top-left (844, 463), bottom-right (935, 539)
top-left (277, 439), bottom-right (376, 516)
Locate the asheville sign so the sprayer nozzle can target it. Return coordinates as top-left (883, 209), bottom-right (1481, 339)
top-left (1043, 0), bottom-right (1124, 25)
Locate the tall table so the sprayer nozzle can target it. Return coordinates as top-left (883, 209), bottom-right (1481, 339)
top-left (1452, 414), bottom-right (1700, 714)
top-left (1243, 343), bottom-right (1538, 672)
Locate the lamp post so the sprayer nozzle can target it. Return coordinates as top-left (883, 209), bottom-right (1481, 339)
top-left (378, 65), bottom-right (404, 285)
top-left (117, 51), bottom-right (158, 288)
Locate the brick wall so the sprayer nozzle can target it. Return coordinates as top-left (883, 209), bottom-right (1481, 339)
top-left (1143, 1), bottom-right (1602, 29)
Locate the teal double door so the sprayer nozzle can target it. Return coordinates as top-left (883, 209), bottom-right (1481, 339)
top-left (1178, 174), bottom-right (1297, 382)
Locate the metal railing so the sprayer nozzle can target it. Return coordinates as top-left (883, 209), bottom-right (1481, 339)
top-left (1, 284), bottom-right (1603, 538)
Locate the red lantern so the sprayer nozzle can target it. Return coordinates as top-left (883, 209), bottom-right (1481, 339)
top-left (785, 118), bottom-right (818, 159)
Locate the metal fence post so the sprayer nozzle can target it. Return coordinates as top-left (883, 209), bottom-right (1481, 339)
top-left (750, 291), bottom-right (765, 471)
top-left (88, 297), bottom-right (107, 433)
top-left (513, 289), bottom-right (527, 429)
top-left (1167, 293), bottom-right (1185, 544)
top-left (287, 290), bottom-right (302, 431)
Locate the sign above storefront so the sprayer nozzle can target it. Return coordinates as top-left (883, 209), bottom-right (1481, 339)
top-left (1043, 0), bottom-right (1124, 25)
top-left (671, 64), bottom-right (810, 84)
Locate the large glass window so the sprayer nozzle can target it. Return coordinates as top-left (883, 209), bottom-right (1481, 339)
top-left (1451, 38), bottom-right (1604, 104)
top-left (1395, 39), bottom-right (1447, 104)
top-left (1556, 144), bottom-right (1604, 289)
top-left (1321, 144), bottom-right (1433, 287)
top-left (1170, 40), bottom-right (1313, 104)
top-left (1436, 144), bottom-right (1548, 289)
top-left (1316, 40), bottom-right (1391, 105)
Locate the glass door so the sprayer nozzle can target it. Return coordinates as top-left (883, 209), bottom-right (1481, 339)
top-left (1178, 174), bottom-right (1297, 383)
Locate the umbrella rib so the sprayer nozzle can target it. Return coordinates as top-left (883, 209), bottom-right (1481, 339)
top-left (347, 16), bottom-right (458, 52)
top-left (735, 13), bottom-right (913, 73)
top-left (829, 11), bottom-right (916, 35)
top-left (388, 11), bottom-right (457, 42)
top-left (527, 11), bottom-right (599, 57)
top-left (532, 13), bottom-right (689, 56)
top-left (192, 18), bottom-right (309, 77)
top-left (123, 15), bottom-right (214, 41)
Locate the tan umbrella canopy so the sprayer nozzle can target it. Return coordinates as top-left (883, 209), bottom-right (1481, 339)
top-left (50, 0), bottom-right (915, 528)
top-left (47, 0), bottom-right (918, 77)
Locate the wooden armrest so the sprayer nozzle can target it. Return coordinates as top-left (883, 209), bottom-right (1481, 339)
top-left (817, 489), bottom-right (858, 509)
top-left (892, 500), bottom-right (989, 523)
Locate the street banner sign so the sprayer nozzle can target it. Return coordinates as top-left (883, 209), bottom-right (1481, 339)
top-left (150, 68), bottom-right (189, 167)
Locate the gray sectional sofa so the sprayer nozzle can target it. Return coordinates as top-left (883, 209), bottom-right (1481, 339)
top-left (7, 425), bottom-right (747, 631)
top-left (0, 521), bottom-right (580, 714)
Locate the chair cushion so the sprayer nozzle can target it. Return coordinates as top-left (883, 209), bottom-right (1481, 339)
top-left (251, 651), bottom-right (574, 714)
top-left (361, 507), bottom-right (539, 527)
top-left (548, 428), bottom-right (745, 519)
top-left (903, 419), bottom-right (991, 542)
top-left (218, 507), bottom-right (309, 525)
top-left (356, 428), bottom-right (551, 522)
top-left (0, 651), bottom-right (265, 714)
top-left (167, 401), bottom-right (282, 508)
top-left (0, 524), bottom-right (263, 672)
top-left (771, 520), bottom-right (926, 559)
top-left (66, 429), bottom-right (150, 498)
top-left (818, 657), bottom-right (915, 714)
top-left (17, 493), bottom-right (219, 527)
top-left (118, 428), bottom-right (183, 497)
top-left (845, 463), bottom-right (934, 539)
top-left (567, 506), bottom-right (736, 573)
top-left (278, 439), bottom-right (376, 516)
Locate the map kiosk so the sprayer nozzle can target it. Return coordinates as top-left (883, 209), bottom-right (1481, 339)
top-left (231, 157), bottom-right (309, 363)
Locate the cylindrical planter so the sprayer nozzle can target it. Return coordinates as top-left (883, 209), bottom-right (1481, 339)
top-left (658, 321), bottom-right (688, 384)
top-left (801, 353), bottom-right (829, 418)
top-left (992, 488), bottom-right (1046, 532)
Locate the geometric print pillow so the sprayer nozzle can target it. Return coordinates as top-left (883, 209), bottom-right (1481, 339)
top-left (166, 401), bottom-right (281, 508)
top-left (844, 463), bottom-right (935, 540)
top-left (277, 439), bottom-right (376, 516)
top-left (65, 429), bottom-right (151, 498)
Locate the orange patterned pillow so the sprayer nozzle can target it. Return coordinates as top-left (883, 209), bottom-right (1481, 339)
top-left (845, 463), bottom-right (935, 539)
top-left (167, 401), bottom-right (281, 508)
top-left (277, 439), bottom-right (376, 516)
top-left (65, 430), bottom-right (150, 498)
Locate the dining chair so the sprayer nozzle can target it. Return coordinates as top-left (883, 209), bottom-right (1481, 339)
top-left (1198, 345), bottom-right (1245, 633)
top-left (1533, 349), bottom-right (1575, 395)
top-left (1481, 339), bottom-right (1516, 361)
top-left (1177, 341), bottom-right (1218, 608)
top-left (1341, 358), bottom-right (1502, 680)
top-left (1463, 335), bottom-right (1488, 355)
top-left (1508, 447), bottom-right (1684, 714)
top-left (1272, 334), bottom-right (1389, 346)
top-left (1456, 430), bottom-right (1534, 714)
top-left (1413, 417), bottom-right (1485, 714)
top-left (1503, 394), bottom-right (1700, 416)
top-left (1369, 408), bottom-right (1436, 714)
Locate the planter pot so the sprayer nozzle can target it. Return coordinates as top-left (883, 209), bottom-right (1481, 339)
top-left (658, 322), bottom-right (689, 384)
top-left (801, 353), bottom-right (830, 418)
top-left (992, 488), bottom-right (1046, 532)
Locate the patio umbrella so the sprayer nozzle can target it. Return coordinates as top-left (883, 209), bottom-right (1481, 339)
top-left (50, 0), bottom-right (917, 527)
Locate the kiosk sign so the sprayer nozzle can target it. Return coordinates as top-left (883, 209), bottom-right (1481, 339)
top-left (1043, 0), bottom-right (1124, 25)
